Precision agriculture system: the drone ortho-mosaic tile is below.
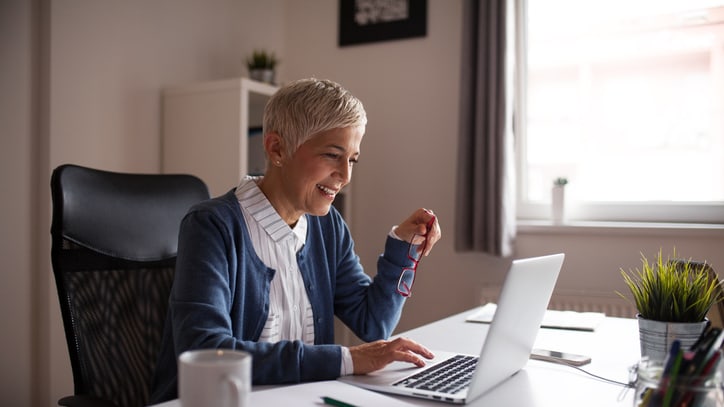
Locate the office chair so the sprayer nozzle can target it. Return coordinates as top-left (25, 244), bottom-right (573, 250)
top-left (50, 164), bottom-right (209, 407)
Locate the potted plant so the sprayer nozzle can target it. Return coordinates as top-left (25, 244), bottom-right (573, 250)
top-left (619, 248), bottom-right (722, 361)
top-left (246, 49), bottom-right (278, 84)
top-left (551, 177), bottom-right (568, 224)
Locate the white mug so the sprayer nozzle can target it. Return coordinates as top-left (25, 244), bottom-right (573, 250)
top-left (178, 349), bottom-right (251, 407)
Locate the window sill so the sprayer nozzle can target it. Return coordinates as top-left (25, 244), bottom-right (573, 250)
top-left (517, 219), bottom-right (724, 237)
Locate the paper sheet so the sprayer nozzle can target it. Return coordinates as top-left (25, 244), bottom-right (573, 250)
top-left (466, 302), bottom-right (606, 331)
top-left (252, 380), bottom-right (417, 406)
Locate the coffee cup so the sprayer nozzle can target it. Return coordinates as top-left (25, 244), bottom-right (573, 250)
top-left (178, 349), bottom-right (251, 407)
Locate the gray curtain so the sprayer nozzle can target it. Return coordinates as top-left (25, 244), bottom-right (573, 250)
top-left (455, 0), bottom-right (517, 257)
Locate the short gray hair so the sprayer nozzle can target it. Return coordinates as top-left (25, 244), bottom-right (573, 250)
top-left (263, 78), bottom-right (367, 156)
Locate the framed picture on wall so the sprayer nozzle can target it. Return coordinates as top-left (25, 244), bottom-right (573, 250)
top-left (338, 0), bottom-right (427, 47)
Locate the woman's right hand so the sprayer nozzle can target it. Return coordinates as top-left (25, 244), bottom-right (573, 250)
top-left (394, 208), bottom-right (441, 257)
top-left (348, 337), bottom-right (435, 374)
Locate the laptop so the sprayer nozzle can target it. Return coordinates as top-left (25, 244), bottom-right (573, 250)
top-left (339, 253), bottom-right (565, 404)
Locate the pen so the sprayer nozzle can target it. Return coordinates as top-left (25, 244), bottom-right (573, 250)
top-left (321, 396), bottom-right (358, 407)
top-left (663, 340), bottom-right (681, 376)
top-left (661, 348), bottom-right (684, 407)
top-left (675, 350), bottom-right (721, 406)
top-left (648, 340), bottom-right (681, 405)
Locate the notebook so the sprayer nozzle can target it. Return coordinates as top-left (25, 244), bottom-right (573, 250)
top-left (466, 302), bottom-right (605, 332)
top-left (339, 253), bottom-right (565, 404)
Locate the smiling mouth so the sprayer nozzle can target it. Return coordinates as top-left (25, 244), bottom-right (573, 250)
top-left (316, 184), bottom-right (339, 197)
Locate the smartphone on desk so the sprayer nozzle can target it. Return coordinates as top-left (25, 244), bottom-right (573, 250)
top-left (530, 348), bottom-right (592, 366)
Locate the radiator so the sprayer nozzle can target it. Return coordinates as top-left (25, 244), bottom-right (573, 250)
top-left (479, 287), bottom-right (638, 319)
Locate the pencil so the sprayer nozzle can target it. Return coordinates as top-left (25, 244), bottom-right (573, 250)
top-left (321, 396), bottom-right (358, 407)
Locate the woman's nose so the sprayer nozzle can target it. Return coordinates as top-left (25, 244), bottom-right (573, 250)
top-left (337, 161), bottom-right (352, 183)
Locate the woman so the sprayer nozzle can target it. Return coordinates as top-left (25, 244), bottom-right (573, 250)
top-left (150, 78), bottom-right (441, 403)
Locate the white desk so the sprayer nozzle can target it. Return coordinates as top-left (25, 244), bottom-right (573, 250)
top-left (152, 307), bottom-right (641, 406)
top-left (386, 307), bottom-right (640, 406)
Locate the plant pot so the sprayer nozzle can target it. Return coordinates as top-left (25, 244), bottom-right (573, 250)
top-left (551, 185), bottom-right (565, 224)
top-left (249, 69), bottom-right (275, 85)
top-left (637, 315), bottom-right (708, 361)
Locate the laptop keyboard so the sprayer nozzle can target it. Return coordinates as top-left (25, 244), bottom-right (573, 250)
top-left (393, 355), bottom-right (478, 395)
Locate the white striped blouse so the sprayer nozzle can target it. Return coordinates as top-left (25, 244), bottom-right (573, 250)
top-left (235, 176), bottom-right (315, 345)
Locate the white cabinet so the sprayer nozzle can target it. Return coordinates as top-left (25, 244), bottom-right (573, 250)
top-left (162, 78), bottom-right (278, 197)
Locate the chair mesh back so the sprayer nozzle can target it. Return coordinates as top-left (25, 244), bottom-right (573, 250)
top-left (57, 240), bottom-right (175, 407)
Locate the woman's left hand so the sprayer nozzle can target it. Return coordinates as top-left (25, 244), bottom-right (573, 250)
top-left (394, 208), bottom-right (441, 257)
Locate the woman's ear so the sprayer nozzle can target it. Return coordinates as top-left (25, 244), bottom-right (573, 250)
top-left (264, 132), bottom-right (285, 167)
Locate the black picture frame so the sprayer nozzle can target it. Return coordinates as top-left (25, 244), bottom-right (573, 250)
top-left (339, 0), bottom-right (427, 47)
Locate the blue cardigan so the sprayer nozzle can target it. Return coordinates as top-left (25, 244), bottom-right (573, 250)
top-left (150, 190), bottom-right (411, 403)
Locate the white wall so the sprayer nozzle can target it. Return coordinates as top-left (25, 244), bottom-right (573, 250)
top-left (49, 0), bottom-right (285, 173)
top-left (1, 1), bottom-right (37, 406)
top-left (3, 0), bottom-right (724, 405)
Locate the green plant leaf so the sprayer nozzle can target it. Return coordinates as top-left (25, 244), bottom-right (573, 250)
top-left (618, 248), bottom-right (722, 322)
top-left (246, 49), bottom-right (278, 69)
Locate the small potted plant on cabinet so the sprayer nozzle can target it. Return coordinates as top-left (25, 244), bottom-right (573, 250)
top-left (246, 49), bottom-right (278, 85)
top-left (619, 249), bottom-right (722, 361)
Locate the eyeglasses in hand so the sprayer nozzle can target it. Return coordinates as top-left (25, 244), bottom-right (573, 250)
top-left (396, 216), bottom-right (436, 297)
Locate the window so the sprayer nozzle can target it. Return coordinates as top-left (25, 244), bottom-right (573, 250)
top-left (518, 0), bottom-right (724, 223)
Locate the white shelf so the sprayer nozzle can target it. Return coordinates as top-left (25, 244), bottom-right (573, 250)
top-left (162, 78), bottom-right (278, 197)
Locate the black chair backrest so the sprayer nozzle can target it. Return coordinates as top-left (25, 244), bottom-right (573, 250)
top-left (50, 164), bottom-right (209, 407)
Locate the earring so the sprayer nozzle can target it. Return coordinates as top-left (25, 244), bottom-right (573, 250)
top-left (275, 160), bottom-right (281, 166)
